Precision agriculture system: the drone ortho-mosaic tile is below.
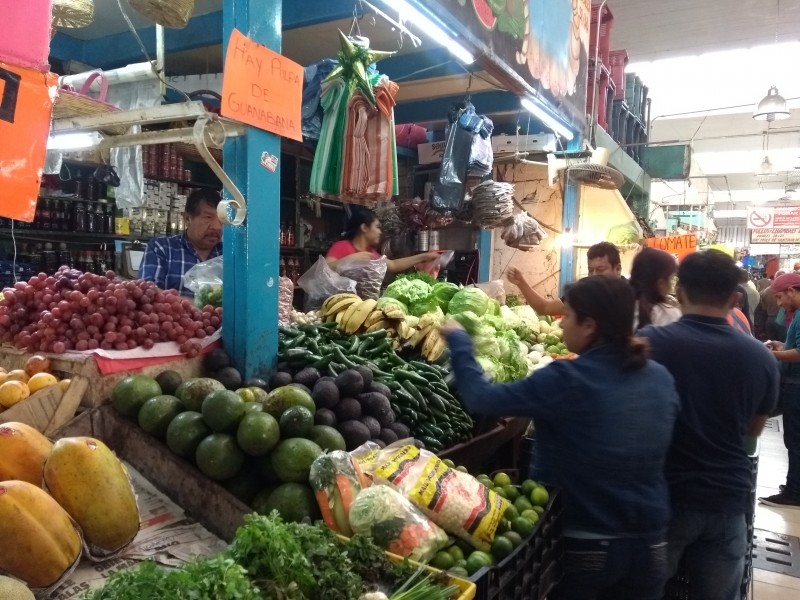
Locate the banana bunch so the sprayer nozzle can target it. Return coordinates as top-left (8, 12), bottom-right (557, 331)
top-left (320, 293), bottom-right (447, 361)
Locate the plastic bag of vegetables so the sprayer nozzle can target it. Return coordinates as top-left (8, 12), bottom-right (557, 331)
top-left (182, 256), bottom-right (223, 307)
top-left (354, 444), bottom-right (509, 552)
top-left (310, 451), bottom-right (370, 536)
top-left (348, 485), bottom-right (449, 562)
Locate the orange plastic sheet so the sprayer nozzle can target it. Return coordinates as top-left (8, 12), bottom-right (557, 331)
top-left (0, 62), bottom-right (57, 222)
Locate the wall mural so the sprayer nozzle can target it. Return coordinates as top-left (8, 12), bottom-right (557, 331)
top-left (438, 0), bottom-right (591, 123)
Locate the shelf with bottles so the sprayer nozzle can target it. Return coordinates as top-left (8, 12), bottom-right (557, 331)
top-left (0, 238), bottom-right (116, 280)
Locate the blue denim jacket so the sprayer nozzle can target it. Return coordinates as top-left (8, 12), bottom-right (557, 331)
top-left (446, 330), bottom-right (680, 538)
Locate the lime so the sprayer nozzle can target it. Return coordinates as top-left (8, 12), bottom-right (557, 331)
top-left (449, 567), bottom-right (469, 578)
top-left (533, 505), bottom-right (545, 515)
top-left (493, 487), bottom-right (508, 499)
top-left (521, 479), bottom-right (538, 496)
top-left (511, 517), bottom-right (535, 537)
top-left (521, 509), bottom-right (540, 525)
top-left (201, 390), bottom-right (246, 433)
top-left (236, 412), bottom-right (280, 456)
top-left (496, 518), bottom-right (510, 534)
top-left (455, 559), bottom-right (467, 569)
top-left (493, 472), bottom-right (512, 488)
top-left (431, 551), bottom-right (455, 570)
top-left (502, 485), bottom-right (520, 501)
top-left (138, 395), bottom-right (183, 439)
top-left (530, 486), bottom-right (550, 507)
top-left (448, 546), bottom-right (465, 562)
top-left (514, 496), bottom-right (534, 513)
top-left (504, 505), bottom-right (520, 521)
top-left (236, 388), bottom-right (256, 403)
top-left (477, 476), bottom-right (494, 489)
top-left (503, 531), bottom-right (523, 548)
top-left (456, 466), bottom-right (469, 473)
top-left (465, 551), bottom-right (493, 575)
top-left (443, 459), bottom-right (456, 469)
top-left (491, 536), bottom-right (514, 562)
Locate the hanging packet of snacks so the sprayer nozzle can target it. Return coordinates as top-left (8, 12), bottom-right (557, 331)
top-left (501, 213), bottom-right (548, 250)
top-left (278, 277), bottom-right (295, 323)
top-left (353, 442), bottom-right (509, 551)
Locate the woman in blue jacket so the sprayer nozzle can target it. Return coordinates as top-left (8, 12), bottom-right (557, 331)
top-left (443, 276), bottom-right (680, 599)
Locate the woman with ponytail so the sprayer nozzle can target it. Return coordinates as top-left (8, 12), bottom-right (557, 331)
top-left (443, 276), bottom-right (680, 599)
top-left (630, 248), bottom-right (681, 330)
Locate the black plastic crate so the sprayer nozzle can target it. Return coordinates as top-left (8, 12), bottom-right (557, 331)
top-left (468, 486), bottom-right (563, 600)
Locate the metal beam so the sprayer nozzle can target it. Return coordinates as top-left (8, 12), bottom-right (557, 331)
top-left (221, 0), bottom-right (282, 379)
top-left (393, 90), bottom-right (520, 124)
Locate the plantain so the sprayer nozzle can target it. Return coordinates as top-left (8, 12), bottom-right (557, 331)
top-left (325, 295), bottom-right (361, 317)
top-left (321, 293), bottom-right (357, 314)
top-left (422, 328), bottom-right (441, 359)
top-left (345, 298), bottom-right (377, 335)
top-left (408, 325), bottom-right (433, 348)
top-left (426, 337), bottom-right (447, 362)
top-left (366, 319), bottom-right (391, 333)
top-left (363, 310), bottom-right (386, 329)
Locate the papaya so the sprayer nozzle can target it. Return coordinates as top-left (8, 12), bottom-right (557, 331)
top-left (44, 437), bottom-right (140, 556)
top-left (0, 422), bottom-right (52, 485)
top-left (0, 480), bottom-right (82, 589)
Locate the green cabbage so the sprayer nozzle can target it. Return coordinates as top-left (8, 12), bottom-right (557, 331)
top-left (485, 299), bottom-right (501, 317)
top-left (448, 288), bottom-right (490, 316)
top-left (383, 279), bottom-right (432, 306)
top-left (409, 294), bottom-right (440, 317)
top-left (476, 356), bottom-right (504, 381)
top-left (431, 282), bottom-right (459, 311)
top-left (482, 314), bottom-right (508, 331)
top-left (450, 311), bottom-right (482, 335)
top-left (607, 223), bottom-right (639, 245)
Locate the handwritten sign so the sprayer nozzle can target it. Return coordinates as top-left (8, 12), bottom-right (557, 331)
top-left (0, 62), bottom-right (56, 222)
top-left (751, 228), bottom-right (800, 244)
top-left (645, 234), bottom-right (697, 258)
top-left (221, 29), bottom-right (303, 141)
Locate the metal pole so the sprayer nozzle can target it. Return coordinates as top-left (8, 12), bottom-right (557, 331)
top-left (589, 0), bottom-right (607, 146)
top-left (221, 0), bottom-right (282, 378)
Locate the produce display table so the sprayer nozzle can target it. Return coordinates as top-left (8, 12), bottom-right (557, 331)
top-left (440, 417), bottom-right (531, 474)
top-left (0, 347), bottom-right (204, 408)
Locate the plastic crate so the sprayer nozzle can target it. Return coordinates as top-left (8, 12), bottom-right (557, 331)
top-left (608, 50), bottom-right (629, 100)
top-left (611, 100), bottom-right (629, 146)
top-left (468, 486), bottom-right (563, 600)
top-left (590, 3), bottom-right (614, 66)
top-left (587, 63), bottom-right (615, 131)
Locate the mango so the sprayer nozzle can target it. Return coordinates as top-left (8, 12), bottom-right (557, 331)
top-left (0, 480), bottom-right (82, 589)
top-left (0, 422), bottom-right (52, 485)
top-left (44, 437), bottom-right (140, 555)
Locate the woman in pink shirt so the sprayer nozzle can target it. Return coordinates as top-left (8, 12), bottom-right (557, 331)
top-left (326, 206), bottom-right (438, 273)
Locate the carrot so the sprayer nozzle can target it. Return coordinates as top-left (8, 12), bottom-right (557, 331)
top-left (314, 489), bottom-right (338, 532)
top-left (335, 474), bottom-right (356, 513)
top-left (352, 460), bottom-right (370, 489)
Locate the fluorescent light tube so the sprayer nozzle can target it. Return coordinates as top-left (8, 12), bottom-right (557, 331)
top-left (521, 98), bottom-right (574, 141)
top-left (47, 131), bottom-right (103, 151)
top-left (389, 0), bottom-right (475, 64)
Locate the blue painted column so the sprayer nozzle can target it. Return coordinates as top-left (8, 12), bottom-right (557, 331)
top-left (559, 136), bottom-right (583, 296)
top-left (221, 0), bottom-right (282, 378)
top-left (478, 230), bottom-right (492, 282)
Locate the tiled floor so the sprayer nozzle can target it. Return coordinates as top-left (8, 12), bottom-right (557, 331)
top-left (753, 419), bottom-right (800, 598)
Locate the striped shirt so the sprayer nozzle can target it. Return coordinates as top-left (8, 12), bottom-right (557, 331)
top-left (139, 234), bottom-right (222, 297)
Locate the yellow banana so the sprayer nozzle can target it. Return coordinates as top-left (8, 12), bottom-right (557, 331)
top-left (366, 319), bottom-right (391, 333)
top-left (345, 298), bottom-right (377, 335)
top-left (364, 310), bottom-right (386, 329)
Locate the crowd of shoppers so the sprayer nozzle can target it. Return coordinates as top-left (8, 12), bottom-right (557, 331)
top-left (445, 249), bottom-right (780, 599)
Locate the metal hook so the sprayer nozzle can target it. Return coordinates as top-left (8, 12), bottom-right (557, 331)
top-left (349, 2), bottom-right (362, 37)
top-left (465, 74), bottom-right (473, 102)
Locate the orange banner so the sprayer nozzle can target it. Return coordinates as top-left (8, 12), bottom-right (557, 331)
top-left (645, 234), bottom-right (697, 258)
top-left (221, 28), bottom-right (303, 142)
top-left (0, 62), bottom-right (56, 222)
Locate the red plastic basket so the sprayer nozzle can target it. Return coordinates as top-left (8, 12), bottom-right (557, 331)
top-left (590, 3), bottom-right (614, 66)
top-left (587, 63), bottom-right (615, 131)
top-left (609, 50), bottom-right (629, 100)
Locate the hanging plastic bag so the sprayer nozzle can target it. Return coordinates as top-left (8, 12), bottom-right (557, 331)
top-left (297, 256), bottom-right (357, 310)
top-left (333, 256), bottom-right (388, 300)
top-left (470, 280), bottom-right (507, 305)
top-left (501, 213), bottom-right (548, 250)
top-left (182, 256), bottom-right (223, 308)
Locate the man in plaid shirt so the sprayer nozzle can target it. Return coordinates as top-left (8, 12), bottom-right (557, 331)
top-left (139, 189), bottom-right (222, 297)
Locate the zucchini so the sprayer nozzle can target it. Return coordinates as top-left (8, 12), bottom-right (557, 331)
top-left (393, 369), bottom-right (429, 387)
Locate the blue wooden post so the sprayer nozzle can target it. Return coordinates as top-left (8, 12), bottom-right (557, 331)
top-left (478, 230), bottom-right (492, 282)
top-left (559, 136), bottom-right (583, 296)
top-left (221, 0), bottom-right (282, 378)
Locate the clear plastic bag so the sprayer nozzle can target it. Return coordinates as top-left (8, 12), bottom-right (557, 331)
top-left (278, 277), bottom-right (294, 324)
top-left (182, 256), bottom-right (223, 307)
top-left (333, 256), bottom-right (388, 300)
top-left (354, 443), bottom-right (510, 551)
top-left (298, 256), bottom-right (358, 310)
top-left (471, 280), bottom-right (507, 305)
top-left (348, 484), bottom-right (449, 562)
top-left (501, 213), bottom-right (548, 250)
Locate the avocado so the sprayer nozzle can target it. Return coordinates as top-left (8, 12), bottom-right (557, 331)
top-left (371, 438), bottom-right (387, 449)
top-left (244, 377), bottom-right (269, 390)
top-left (269, 371), bottom-right (293, 390)
top-left (216, 366), bottom-right (243, 391)
top-left (309, 425), bottom-right (347, 452)
top-left (375, 407), bottom-right (395, 428)
top-left (289, 383), bottom-right (311, 396)
top-left (155, 370), bottom-right (183, 396)
top-left (338, 420), bottom-right (371, 450)
top-left (357, 392), bottom-right (391, 419)
top-left (379, 427), bottom-right (399, 445)
top-left (353, 365), bottom-right (373, 390)
top-left (314, 408), bottom-right (337, 427)
top-left (279, 406), bottom-right (314, 438)
top-left (388, 422), bottom-right (411, 439)
top-left (359, 416), bottom-right (381, 438)
top-left (335, 397), bottom-right (362, 422)
top-left (263, 385), bottom-right (315, 418)
top-left (203, 347), bottom-right (231, 372)
top-left (176, 377), bottom-right (225, 412)
top-left (414, 438), bottom-right (427, 450)
top-left (335, 370), bottom-right (364, 397)
top-left (367, 381), bottom-right (392, 400)
top-left (312, 379), bottom-right (340, 409)
top-left (293, 367), bottom-right (321, 388)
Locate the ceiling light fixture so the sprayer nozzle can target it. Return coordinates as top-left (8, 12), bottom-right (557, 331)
top-left (753, 86), bottom-right (791, 121)
top-left (47, 131), bottom-right (102, 151)
top-left (521, 98), bottom-right (575, 141)
top-left (758, 155), bottom-right (775, 175)
top-left (383, 0), bottom-right (475, 64)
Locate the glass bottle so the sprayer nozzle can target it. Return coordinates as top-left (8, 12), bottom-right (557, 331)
top-left (279, 256), bottom-right (286, 277)
top-left (72, 201), bottom-right (87, 232)
top-left (86, 203), bottom-right (98, 233)
top-left (40, 199), bottom-right (52, 230)
top-left (286, 221), bottom-right (295, 247)
top-left (58, 243), bottom-right (72, 268)
top-left (104, 203), bottom-right (115, 235)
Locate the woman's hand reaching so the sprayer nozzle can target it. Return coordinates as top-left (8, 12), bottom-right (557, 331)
top-left (506, 266), bottom-right (526, 288)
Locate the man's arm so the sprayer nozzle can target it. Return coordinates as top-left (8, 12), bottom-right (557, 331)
top-left (773, 349), bottom-right (800, 362)
top-left (516, 279), bottom-right (565, 316)
top-left (749, 414), bottom-right (770, 437)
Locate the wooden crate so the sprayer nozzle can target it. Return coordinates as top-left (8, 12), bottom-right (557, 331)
top-left (0, 377), bottom-right (87, 434)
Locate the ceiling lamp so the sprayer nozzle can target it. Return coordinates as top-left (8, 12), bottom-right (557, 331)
top-left (753, 86), bottom-right (790, 121)
top-left (758, 156), bottom-right (775, 175)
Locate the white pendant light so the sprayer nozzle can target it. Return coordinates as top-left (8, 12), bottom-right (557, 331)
top-left (753, 86), bottom-right (790, 121)
top-left (758, 155), bottom-right (775, 175)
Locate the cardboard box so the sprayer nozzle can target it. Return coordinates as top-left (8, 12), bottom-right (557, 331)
top-left (0, 376), bottom-right (87, 434)
top-left (491, 133), bottom-right (557, 154)
top-left (418, 141), bottom-right (447, 165)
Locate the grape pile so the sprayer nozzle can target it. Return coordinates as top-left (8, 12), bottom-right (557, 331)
top-left (0, 267), bottom-right (222, 357)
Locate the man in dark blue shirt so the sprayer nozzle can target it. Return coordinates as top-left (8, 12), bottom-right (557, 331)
top-left (639, 250), bottom-right (779, 600)
top-left (140, 189), bottom-right (223, 297)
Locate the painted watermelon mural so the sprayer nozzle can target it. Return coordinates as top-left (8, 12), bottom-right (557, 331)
top-left (433, 0), bottom-right (590, 124)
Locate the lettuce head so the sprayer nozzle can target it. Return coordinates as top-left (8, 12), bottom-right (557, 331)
top-left (448, 288), bottom-right (491, 317)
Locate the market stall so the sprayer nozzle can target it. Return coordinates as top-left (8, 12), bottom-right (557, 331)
top-left (0, 0), bottom-right (595, 597)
